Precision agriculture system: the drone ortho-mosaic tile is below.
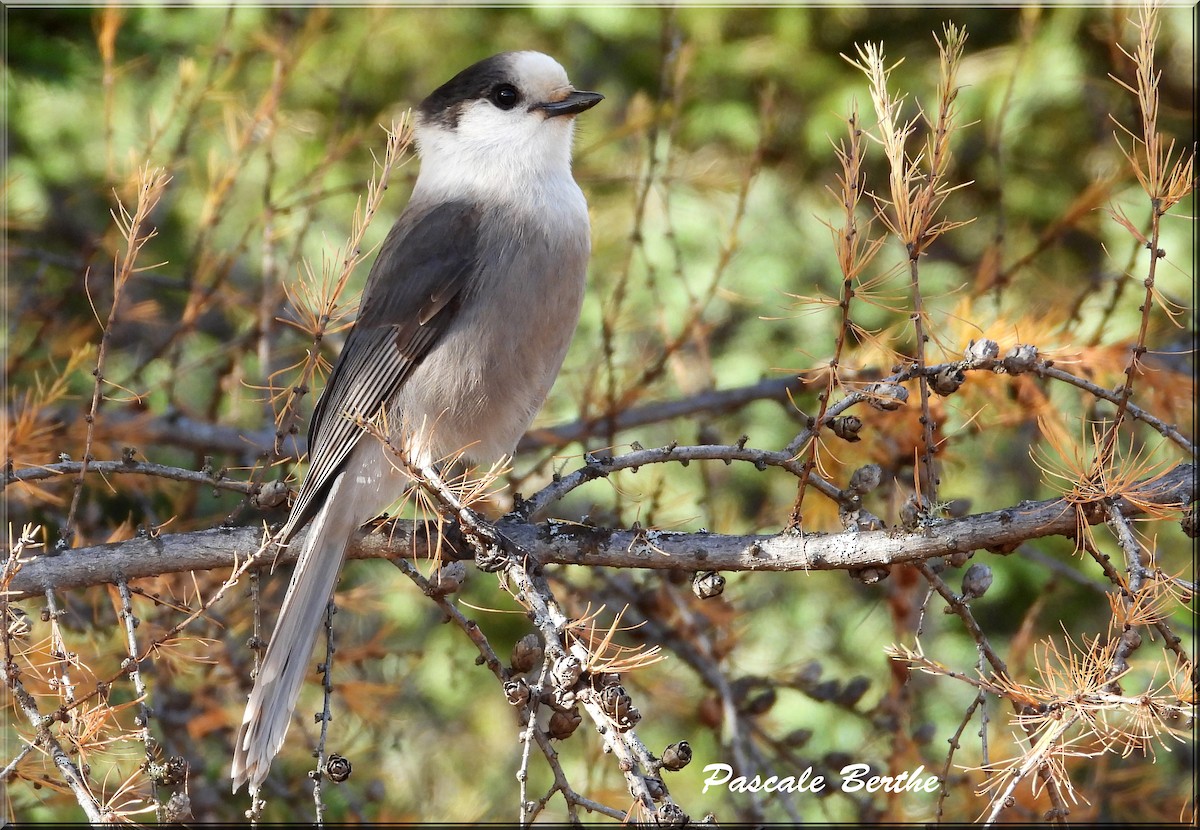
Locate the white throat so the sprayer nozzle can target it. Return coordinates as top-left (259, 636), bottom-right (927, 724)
top-left (412, 112), bottom-right (581, 214)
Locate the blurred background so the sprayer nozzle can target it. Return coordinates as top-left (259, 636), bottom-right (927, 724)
top-left (4, 4), bottom-right (1195, 823)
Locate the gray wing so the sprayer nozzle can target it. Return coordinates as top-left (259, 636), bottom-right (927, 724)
top-left (279, 200), bottom-right (481, 543)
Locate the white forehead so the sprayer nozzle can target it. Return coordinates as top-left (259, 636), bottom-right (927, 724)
top-left (507, 51), bottom-right (571, 90)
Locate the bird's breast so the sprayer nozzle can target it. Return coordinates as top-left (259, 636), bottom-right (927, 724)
top-left (391, 195), bottom-right (589, 464)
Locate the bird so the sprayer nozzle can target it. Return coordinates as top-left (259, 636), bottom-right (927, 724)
top-left (231, 51), bottom-right (603, 795)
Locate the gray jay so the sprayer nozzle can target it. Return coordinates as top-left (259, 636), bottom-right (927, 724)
top-left (232, 51), bottom-right (602, 794)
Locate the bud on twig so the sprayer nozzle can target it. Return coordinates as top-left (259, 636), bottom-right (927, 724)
top-left (830, 415), bottom-right (863, 442)
top-left (1182, 505), bottom-right (1197, 539)
top-left (160, 756), bottom-right (187, 786)
top-left (510, 633), bottom-right (543, 674)
top-left (931, 365), bottom-right (965, 396)
top-left (965, 338), bottom-right (999, 362)
top-left (960, 563), bottom-right (993, 600)
top-left (430, 560), bottom-right (467, 596)
top-left (1001, 343), bottom-right (1038, 374)
top-left (251, 479), bottom-right (289, 510)
top-left (551, 655), bottom-right (583, 690)
top-left (548, 706), bottom-right (582, 740)
top-left (661, 741), bottom-right (692, 771)
top-left (849, 566), bottom-right (890, 584)
top-left (840, 507), bottom-right (885, 532)
top-left (947, 550), bottom-right (971, 568)
top-left (655, 803), bottom-right (689, 826)
top-left (164, 791), bottom-right (192, 822)
top-left (899, 494), bottom-right (930, 530)
top-left (849, 464), bottom-right (882, 494)
top-left (504, 678), bottom-right (530, 707)
top-left (864, 382), bottom-right (908, 411)
top-left (692, 571), bottom-right (725, 599)
top-left (324, 754), bottom-right (352, 783)
top-left (596, 683), bottom-right (641, 731)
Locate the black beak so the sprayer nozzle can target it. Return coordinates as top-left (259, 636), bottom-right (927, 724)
top-left (537, 90), bottom-right (604, 118)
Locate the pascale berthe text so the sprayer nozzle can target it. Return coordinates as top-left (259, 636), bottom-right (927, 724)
top-left (701, 762), bottom-right (941, 795)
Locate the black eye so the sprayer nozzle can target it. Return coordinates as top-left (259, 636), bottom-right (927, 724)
top-left (489, 83), bottom-right (521, 110)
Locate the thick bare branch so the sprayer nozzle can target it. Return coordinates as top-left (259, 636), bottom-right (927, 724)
top-left (7, 463), bottom-right (1192, 599)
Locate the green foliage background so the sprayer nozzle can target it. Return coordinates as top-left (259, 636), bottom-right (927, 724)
top-left (4, 4), bottom-right (1194, 823)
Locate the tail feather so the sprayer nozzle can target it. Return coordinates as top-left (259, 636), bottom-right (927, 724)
top-left (231, 470), bottom-right (359, 794)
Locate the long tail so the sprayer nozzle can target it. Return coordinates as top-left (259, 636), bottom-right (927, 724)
top-left (231, 470), bottom-right (358, 794)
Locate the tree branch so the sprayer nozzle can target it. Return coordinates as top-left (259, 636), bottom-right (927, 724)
top-left (7, 463), bottom-right (1192, 599)
top-left (73, 375), bottom-right (809, 463)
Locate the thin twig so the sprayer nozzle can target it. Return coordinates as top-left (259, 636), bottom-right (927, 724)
top-left (365, 424), bottom-right (676, 822)
top-left (116, 577), bottom-right (163, 821)
top-left (1103, 504), bottom-right (1151, 688)
top-left (268, 118), bottom-right (412, 456)
top-left (982, 714), bottom-right (1079, 826)
top-left (595, 15), bottom-right (680, 451)
top-left (7, 457), bottom-right (260, 496)
top-left (311, 599), bottom-right (337, 826)
top-left (1, 660), bottom-right (106, 822)
top-left (936, 690), bottom-right (985, 823)
top-left (1078, 534), bottom-right (1190, 668)
top-left (790, 103), bottom-right (882, 528)
top-left (63, 166), bottom-right (171, 548)
top-left (914, 563), bottom-right (1072, 824)
top-left (0, 739), bottom-right (38, 784)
